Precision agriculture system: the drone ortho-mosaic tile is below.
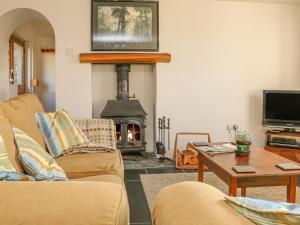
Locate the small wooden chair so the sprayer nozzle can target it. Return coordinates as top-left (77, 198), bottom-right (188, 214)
top-left (174, 132), bottom-right (211, 170)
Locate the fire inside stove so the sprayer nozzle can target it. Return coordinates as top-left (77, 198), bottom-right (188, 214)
top-left (116, 124), bottom-right (141, 142)
top-left (116, 125), bottom-right (121, 141)
top-left (127, 124), bottom-right (140, 142)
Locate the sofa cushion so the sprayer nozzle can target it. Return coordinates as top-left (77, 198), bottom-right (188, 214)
top-left (0, 133), bottom-right (34, 181)
top-left (13, 128), bottom-right (68, 181)
top-left (72, 174), bottom-right (123, 185)
top-left (0, 108), bottom-right (23, 173)
top-left (36, 109), bottom-right (88, 158)
top-left (56, 151), bottom-right (124, 179)
top-left (11, 94), bottom-right (44, 113)
top-left (0, 181), bottom-right (129, 225)
top-left (152, 182), bottom-right (254, 225)
top-left (75, 119), bottom-right (117, 150)
top-left (0, 98), bottom-right (46, 149)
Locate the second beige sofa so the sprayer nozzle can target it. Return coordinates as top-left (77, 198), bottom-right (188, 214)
top-left (152, 182), bottom-right (254, 225)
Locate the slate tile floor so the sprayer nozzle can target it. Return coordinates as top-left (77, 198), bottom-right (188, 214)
top-left (124, 153), bottom-right (300, 225)
top-left (124, 156), bottom-right (191, 225)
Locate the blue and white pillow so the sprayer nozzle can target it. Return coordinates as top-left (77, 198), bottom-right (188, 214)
top-left (35, 109), bottom-right (88, 158)
top-left (225, 196), bottom-right (300, 225)
top-left (13, 128), bottom-right (68, 181)
top-left (0, 134), bottom-right (34, 181)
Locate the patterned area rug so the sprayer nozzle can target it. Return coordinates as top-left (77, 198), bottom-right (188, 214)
top-left (140, 172), bottom-right (300, 209)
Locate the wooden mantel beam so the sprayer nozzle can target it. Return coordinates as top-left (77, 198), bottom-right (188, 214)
top-left (79, 53), bottom-right (171, 64)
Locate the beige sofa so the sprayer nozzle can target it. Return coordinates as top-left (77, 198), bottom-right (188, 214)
top-left (0, 94), bottom-right (129, 225)
top-left (152, 182), bottom-right (254, 225)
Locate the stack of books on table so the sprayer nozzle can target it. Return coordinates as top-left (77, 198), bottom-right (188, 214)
top-left (195, 143), bottom-right (236, 155)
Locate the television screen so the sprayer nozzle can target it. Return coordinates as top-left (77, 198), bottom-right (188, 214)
top-left (263, 90), bottom-right (300, 127)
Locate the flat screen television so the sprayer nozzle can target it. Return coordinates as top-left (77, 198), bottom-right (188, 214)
top-left (263, 90), bottom-right (300, 130)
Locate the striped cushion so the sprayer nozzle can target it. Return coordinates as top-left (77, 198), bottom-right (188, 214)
top-left (35, 109), bottom-right (88, 158)
top-left (225, 196), bottom-right (300, 225)
top-left (13, 128), bottom-right (68, 181)
top-left (0, 134), bottom-right (34, 181)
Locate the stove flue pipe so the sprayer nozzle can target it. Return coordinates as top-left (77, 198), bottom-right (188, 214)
top-left (116, 64), bottom-right (131, 100)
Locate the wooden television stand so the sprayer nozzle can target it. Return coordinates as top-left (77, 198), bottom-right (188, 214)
top-left (265, 130), bottom-right (300, 163)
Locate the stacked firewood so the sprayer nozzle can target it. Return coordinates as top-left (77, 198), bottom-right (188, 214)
top-left (174, 132), bottom-right (211, 170)
top-left (176, 144), bottom-right (198, 169)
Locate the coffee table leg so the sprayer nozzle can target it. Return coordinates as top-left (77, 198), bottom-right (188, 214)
top-left (287, 176), bottom-right (296, 203)
top-left (198, 155), bottom-right (204, 182)
top-left (229, 178), bottom-right (237, 197)
top-left (241, 187), bottom-right (246, 197)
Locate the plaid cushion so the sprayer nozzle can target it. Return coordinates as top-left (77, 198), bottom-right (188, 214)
top-left (13, 128), bottom-right (68, 181)
top-left (35, 109), bottom-right (88, 158)
top-left (75, 119), bottom-right (117, 150)
top-left (0, 134), bottom-right (34, 181)
top-left (63, 142), bottom-right (116, 155)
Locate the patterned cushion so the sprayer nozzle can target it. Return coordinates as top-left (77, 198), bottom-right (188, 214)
top-left (62, 119), bottom-right (117, 155)
top-left (75, 119), bottom-right (116, 149)
top-left (0, 134), bottom-right (34, 181)
top-left (13, 128), bottom-right (68, 181)
top-left (63, 142), bottom-right (116, 155)
top-left (35, 109), bottom-right (88, 158)
top-left (225, 196), bottom-right (300, 225)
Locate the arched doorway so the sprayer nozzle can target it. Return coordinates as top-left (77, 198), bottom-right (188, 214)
top-left (0, 8), bottom-right (56, 111)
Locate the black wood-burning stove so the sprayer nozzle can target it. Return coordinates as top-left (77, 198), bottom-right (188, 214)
top-left (100, 64), bottom-right (147, 154)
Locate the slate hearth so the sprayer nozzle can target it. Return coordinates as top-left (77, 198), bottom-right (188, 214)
top-left (123, 152), bottom-right (174, 170)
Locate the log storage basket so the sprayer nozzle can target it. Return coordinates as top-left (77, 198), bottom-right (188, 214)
top-left (174, 132), bottom-right (211, 170)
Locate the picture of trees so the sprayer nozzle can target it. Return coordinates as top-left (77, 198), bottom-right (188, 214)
top-left (92, 1), bottom-right (158, 51)
top-left (97, 6), bottom-right (153, 42)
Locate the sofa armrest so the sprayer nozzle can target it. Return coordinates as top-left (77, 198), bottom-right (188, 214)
top-left (0, 181), bottom-right (129, 225)
top-left (75, 118), bottom-right (117, 149)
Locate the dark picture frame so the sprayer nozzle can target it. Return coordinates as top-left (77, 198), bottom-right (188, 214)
top-left (91, 0), bottom-right (159, 51)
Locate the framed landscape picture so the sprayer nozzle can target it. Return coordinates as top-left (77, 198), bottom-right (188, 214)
top-left (91, 0), bottom-right (159, 51)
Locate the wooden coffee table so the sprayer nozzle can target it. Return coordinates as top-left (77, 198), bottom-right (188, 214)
top-left (190, 143), bottom-right (300, 203)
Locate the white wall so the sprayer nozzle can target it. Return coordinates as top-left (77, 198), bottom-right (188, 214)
top-left (0, 2), bottom-right (92, 118)
top-left (157, 0), bottom-right (300, 155)
top-left (0, 9), bottom-right (40, 100)
top-left (1, 1), bottom-right (300, 154)
top-left (35, 36), bottom-right (56, 112)
top-left (92, 65), bottom-right (156, 152)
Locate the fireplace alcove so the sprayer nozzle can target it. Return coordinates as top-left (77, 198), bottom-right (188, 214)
top-left (80, 53), bottom-right (171, 155)
top-left (100, 64), bottom-right (147, 153)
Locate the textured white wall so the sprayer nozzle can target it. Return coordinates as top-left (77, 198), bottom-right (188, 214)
top-left (157, 0), bottom-right (300, 156)
top-left (35, 36), bottom-right (56, 112)
top-left (0, 1), bottom-right (92, 118)
top-left (1, 1), bottom-right (300, 155)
